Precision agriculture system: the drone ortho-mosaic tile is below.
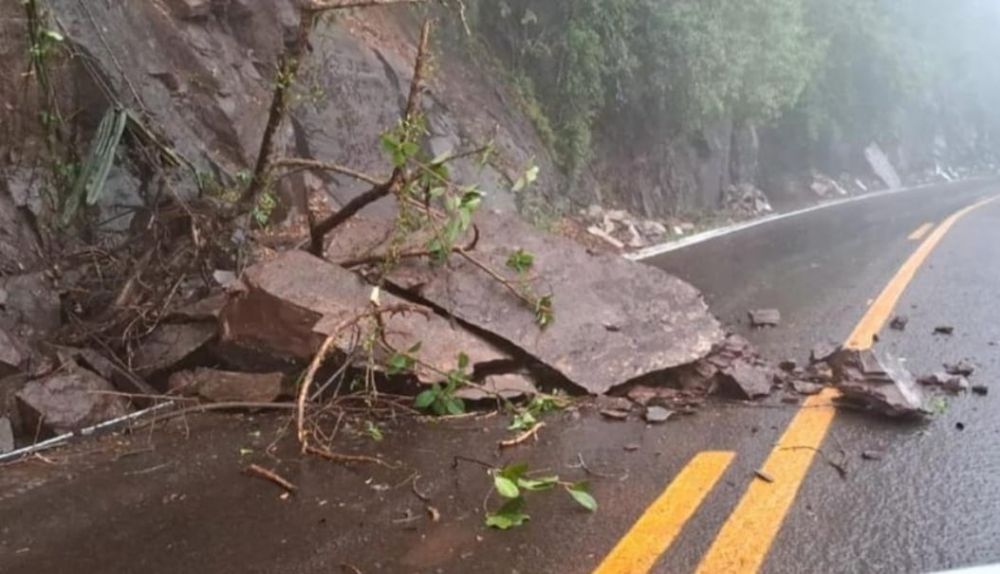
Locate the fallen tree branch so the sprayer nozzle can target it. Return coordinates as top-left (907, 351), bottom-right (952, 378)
top-left (245, 463), bottom-right (298, 493)
top-left (499, 422), bottom-right (545, 448)
top-left (305, 444), bottom-right (399, 468)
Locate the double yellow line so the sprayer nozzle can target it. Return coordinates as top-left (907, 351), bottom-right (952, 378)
top-left (595, 195), bottom-right (999, 574)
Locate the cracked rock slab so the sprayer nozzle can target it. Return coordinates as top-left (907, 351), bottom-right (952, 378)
top-left (386, 214), bottom-right (723, 395)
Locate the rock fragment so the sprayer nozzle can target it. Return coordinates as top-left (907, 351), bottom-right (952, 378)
top-left (889, 316), bottom-right (909, 331)
top-left (831, 349), bottom-right (926, 417)
top-left (810, 342), bottom-right (841, 365)
top-left (643, 406), bottom-right (673, 424)
top-left (456, 374), bottom-right (536, 402)
top-left (918, 373), bottom-right (970, 393)
top-left (792, 380), bottom-right (825, 396)
top-left (944, 360), bottom-right (975, 377)
top-left (934, 326), bottom-right (955, 335)
top-left (168, 369), bottom-right (286, 403)
top-left (749, 309), bottom-right (781, 328)
top-left (132, 322), bottom-right (217, 377)
top-left (16, 367), bottom-right (129, 435)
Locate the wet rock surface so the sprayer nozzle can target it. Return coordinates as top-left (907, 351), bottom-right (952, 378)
top-left (387, 214), bottom-right (724, 395)
top-left (830, 349), bottom-right (926, 417)
top-left (131, 322), bottom-right (217, 377)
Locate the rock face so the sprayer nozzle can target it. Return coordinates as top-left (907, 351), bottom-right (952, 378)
top-left (16, 367), bottom-right (129, 435)
top-left (221, 251), bottom-right (510, 381)
top-left (41, 1), bottom-right (557, 217)
top-left (389, 213), bottom-right (724, 394)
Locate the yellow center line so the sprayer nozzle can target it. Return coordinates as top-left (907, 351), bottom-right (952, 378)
top-left (594, 452), bottom-right (735, 574)
top-left (908, 222), bottom-right (935, 241)
top-left (695, 194), bottom-right (1000, 574)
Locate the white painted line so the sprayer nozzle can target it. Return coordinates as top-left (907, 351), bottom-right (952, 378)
top-left (627, 178), bottom-right (990, 261)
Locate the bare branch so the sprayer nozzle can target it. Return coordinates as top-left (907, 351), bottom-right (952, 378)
top-left (271, 157), bottom-right (384, 186)
top-left (307, 19), bottom-right (433, 256)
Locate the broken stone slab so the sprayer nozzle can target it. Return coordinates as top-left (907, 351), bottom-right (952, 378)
top-left (749, 308), bottom-right (781, 328)
top-left (374, 213), bottom-right (724, 395)
top-left (16, 366), bottom-right (130, 435)
top-left (456, 373), bottom-right (537, 402)
top-left (167, 292), bottom-right (229, 322)
top-left (168, 368), bottom-right (286, 403)
top-left (832, 349), bottom-right (926, 417)
top-left (131, 322), bottom-right (217, 377)
top-left (221, 251), bottom-right (510, 384)
top-left (0, 416), bottom-right (12, 454)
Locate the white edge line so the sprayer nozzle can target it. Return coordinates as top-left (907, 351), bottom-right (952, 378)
top-left (626, 179), bottom-right (988, 261)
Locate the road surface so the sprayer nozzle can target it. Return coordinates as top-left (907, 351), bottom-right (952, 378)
top-left (2, 179), bottom-right (1000, 574)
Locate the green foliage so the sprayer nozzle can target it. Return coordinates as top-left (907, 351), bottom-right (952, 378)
top-left (62, 107), bottom-right (129, 225)
top-left (485, 462), bottom-right (597, 530)
top-left (505, 248), bottom-right (534, 274)
top-left (413, 353), bottom-right (470, 416)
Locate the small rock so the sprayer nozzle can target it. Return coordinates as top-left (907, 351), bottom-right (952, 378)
top-left (627, 385), bottom-right (680, 407)
top-left (778, 359), bottom-right (798, 372)
top-left (810, 342), bottom-right (841, 364)
top-left (956, 422), bottom-right (966, 431)
top-left (944, 360), bottom-right (975, 377)
top-left (600, 409), bottom-right (630, 421)
top-left (781, 396), bottom-right (800, 405)
top-left (0, 417), bottom-right (13, 454)
top-left (718, 361), bottom-right (773, 400)
top-left (17, 367), bottom-right (129, 435)
top-left (623, 443), bottom-right (640, 452)
top-left (749, 309), bottom-right (781, 328)
top-left (792, 380), bottom-right (824, 396)
top-left (934, 325), bottom-right (955, 335)
top-left (644, 406), bottom-right (674, 424)
top-left (889, 316), bottom-right (909, 331)
top-left (861, 450), bottom-right (884, 461)
top-left (972, 385), bottom-right (989, 396)
top-left (168, 369), bottom-right (286, 403)
top-left (918, 372), bottom-right (969, 393)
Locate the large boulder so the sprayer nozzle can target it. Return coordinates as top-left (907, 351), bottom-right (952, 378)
top-left (385, 213), bottom-right (724, 394)
top-left (220, 251), bottom-right (511, 382)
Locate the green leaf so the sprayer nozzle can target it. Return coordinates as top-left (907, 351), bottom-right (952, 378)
top-left (508, 411), bottom-right (537, 431)
top-left (567, 482), bottom-right (598, 512)
top-left (517, 476), bottom-right (558, 491)
top-left (506, 249), bottom-right (535, 273)
top-left (445, 398), bottom-right (466, 416)
top-left (494, 475), bottom-right (520, 499)
top-left (457, 352), bottom-right (470, 371)
top-left (414, 389), bottom-right (437, 409)
top-left (485, 497), bottom-right (530, 530)
top-left (512, 164), bottom-right (540, 193)
top-left (387, 353), bottom-right (412, 375)
top-left (499, 463), bottom-right (529, 481)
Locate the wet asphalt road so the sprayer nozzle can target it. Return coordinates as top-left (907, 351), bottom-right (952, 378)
top-left (3, 179), bottom-right (1000, 574)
